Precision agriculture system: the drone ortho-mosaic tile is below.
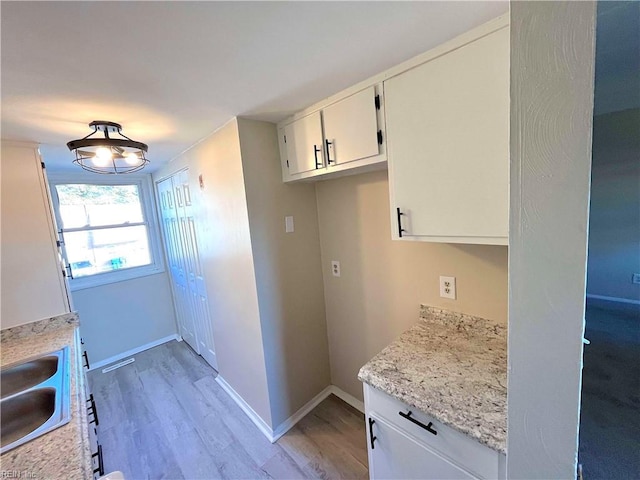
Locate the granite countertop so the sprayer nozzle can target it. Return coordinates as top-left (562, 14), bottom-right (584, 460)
top-left (358, 305), bottom-right (507, 453)
top-left (0, 313), bottom-right (94, 479)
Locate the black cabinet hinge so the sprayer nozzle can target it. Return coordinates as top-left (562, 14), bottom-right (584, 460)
top-left (41, 161), bottom-right (46, 169)
top-left (377, 130), bottom-right (383, 145)
top-left (286, 160), bottom-right (289, 168)
top-left (56, 240), bottom-right (62, 247)
top-left (375, 95), bottom-right (381, 110)
top-left (283, 135), bottom-right (287, 144)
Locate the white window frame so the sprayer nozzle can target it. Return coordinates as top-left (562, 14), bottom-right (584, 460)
top-left (48, 172), bottom-right (165, 291)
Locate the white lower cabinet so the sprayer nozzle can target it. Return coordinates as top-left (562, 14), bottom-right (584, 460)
top-left (368, 414), bottom-right (474, 480)
top-left (364, 384), bottom-right (505, 480)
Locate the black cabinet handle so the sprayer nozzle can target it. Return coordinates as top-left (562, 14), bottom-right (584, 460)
top-left (82, 350), bottom-right (90, 370)
top-left (64, 264), bottom-right (74, 280)
top-left (368, 417), bottom-right (377, 449)
top-left (396, 208), bottom-right (406, 238)
top-left (87, 393), bottom-right (100, 427)
top-left (325, 139), bottom-right (335, 165)
top-left (399, 411), bottom-right (437, 435)
top-left (313, 145), bottom-right (322, 169)
top-left (92, 444), bottom-right (104, 476)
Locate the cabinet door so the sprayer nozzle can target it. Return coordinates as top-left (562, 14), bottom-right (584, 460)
top-left (284, 112), bottom-right (324, 175)
top-left (1, 143), bottom-right (70, 326)
top-left (386, 27), bottom-right (509, 244)
top-left (322, 86), bottom-right (380, 165)
top-left (368, 415), bottom-right (475, 480)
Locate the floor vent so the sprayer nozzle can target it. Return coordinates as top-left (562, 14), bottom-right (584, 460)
top-left (102, 358), bottom-right (135, 373)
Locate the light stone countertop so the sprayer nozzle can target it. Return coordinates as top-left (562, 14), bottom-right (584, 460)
top-left (0, 313), bottom-right (94, 479)
top-left (358, 305), bottom-right (507, 453)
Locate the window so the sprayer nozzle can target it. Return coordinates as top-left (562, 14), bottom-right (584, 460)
top-left (49, 174), bottom-right (164, 290)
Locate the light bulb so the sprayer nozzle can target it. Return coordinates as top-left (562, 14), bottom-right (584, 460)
top-left (92, 147), bottom-right (113, 167)
top-left (92, 153), bottom-right (111, 167)
top-left (125, 152), bottom-right (140, 166)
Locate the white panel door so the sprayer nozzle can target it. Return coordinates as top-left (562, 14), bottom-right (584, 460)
top-left (175, 170), bottom-right (218, 370)
top-left (368, 415), bottom-right (475, 480)
top-left (322, 86), bottom-right (380, 165)
top-left (385, 27), bottom-right (509, 243)
top-left (284, 112), bottom-right (324, 175)
top-left (157, 177), bottom-right (198, 351)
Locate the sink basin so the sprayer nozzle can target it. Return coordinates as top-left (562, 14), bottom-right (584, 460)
top-left (0, 347), bottom-right (70, 454)
top-left (1, 388), bottom-right (56, 448)
top-left (1, 356), bottom-right (58, 399)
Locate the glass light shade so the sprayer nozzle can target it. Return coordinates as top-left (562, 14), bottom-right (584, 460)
top-left (95, 147), bottom-right (113, 161)
top-left (92, 154), bottom-right (112, 167)
top-left (125, 152), bottom-right (140, 165)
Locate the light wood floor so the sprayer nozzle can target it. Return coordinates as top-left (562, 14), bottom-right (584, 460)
top-left (88, 341), bottom-right (369, 480)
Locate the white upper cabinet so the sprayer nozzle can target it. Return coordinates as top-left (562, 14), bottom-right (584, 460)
top-left (323, 86), bottom-right (380, 166)
top-left (277, 14), bottom-right (509, 245)
top-left (284, 111), bottom-right (324, 175)
top-left (386, 26), bottom-right (509, 245)
top-left (279, 84), bottom-right (386, 182)
top-left (1, 142), bottom-right (70, 327)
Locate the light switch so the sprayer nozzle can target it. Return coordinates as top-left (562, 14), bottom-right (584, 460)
top-left (285, 216), bottom-right (294, 233)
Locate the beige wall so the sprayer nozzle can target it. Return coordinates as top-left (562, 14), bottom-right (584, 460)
top-left (154, 119), bottom-right (273, 426)
top-left (154, 118), bottom-right (331, 430)
top-left (315, 170), bottom-right (508, 401)
top-left (238, 118), bottom-right (330, 427)
top-left (73, 273), bottom-right (178, 364)
top-left (587, 108), bottom-right (640, 303)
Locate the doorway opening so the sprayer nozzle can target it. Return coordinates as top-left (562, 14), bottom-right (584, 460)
top-left (579, 2), bottom-right (640, 478)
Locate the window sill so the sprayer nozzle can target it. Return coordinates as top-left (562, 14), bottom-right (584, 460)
top-left (68, 265), bottom-right (166, 292)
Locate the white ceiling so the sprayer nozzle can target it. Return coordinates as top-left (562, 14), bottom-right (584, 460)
top-left (1, 1), bottom-right (508, 172)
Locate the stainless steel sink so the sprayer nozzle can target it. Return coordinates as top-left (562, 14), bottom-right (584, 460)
top-left (1, 356), bottom-right (58, 398)
top-left (0, 347), bottom-right (70, 454)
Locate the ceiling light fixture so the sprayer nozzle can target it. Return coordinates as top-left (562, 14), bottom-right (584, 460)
top-left (67, 121), bottom-right (149, 174)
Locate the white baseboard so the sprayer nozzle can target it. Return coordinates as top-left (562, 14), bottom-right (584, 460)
top-left (271, 385), bottom-right (334, 442)
top-left (330, 385), bottom-right (365, 413)
top-left (215, 375), bottom-right (276, 442)
top-left (587, 294), bottom-right (640, 306)
top-left (89, 334), bottom-right (180, 371)
top-left (215, 378), bottom-right (365, 444)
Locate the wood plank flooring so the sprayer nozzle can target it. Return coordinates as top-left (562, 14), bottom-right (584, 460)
top-left (88, 341), bottom-right (368, 480)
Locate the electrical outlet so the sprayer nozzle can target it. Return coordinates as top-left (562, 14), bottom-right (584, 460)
top-left (331, 261), bottom-right (341, 277)
top-left (439, 276), bottom-right (456, 299)
top-left (632, 273), bottom-right (640, 285)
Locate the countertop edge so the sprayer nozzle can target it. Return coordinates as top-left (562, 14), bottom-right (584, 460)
top-left (357, 308), bottom-right (507, 455)
top-left (1, 312), bottom-right (79, 342)
top-left (358, 369), bottom-right (507, 454)
top-left (0, 312), bottom-right (94, 479)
